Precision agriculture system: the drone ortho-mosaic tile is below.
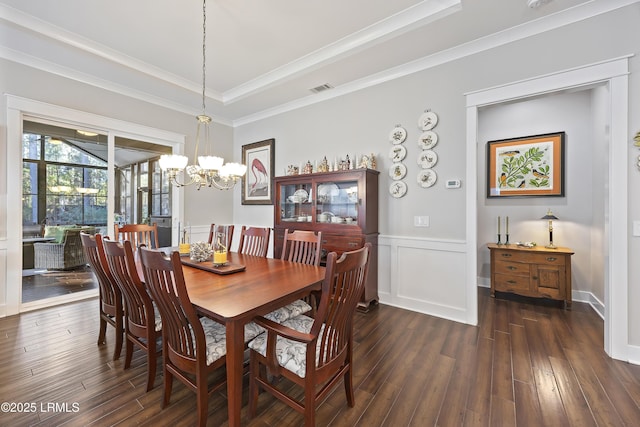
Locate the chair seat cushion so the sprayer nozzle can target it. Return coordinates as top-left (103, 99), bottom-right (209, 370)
top-left (199, 317), bottom-right (264, 366)
top-left (263, 299), bottom-right (312, 324)
top-left (153, 304), bottom-right (162, 332)
top-left (248, 314), bottom-right (325, 378)
top-left (200, 317), bottom-right (228, 365)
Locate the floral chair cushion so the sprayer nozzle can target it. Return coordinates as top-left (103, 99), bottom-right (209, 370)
top-left (248, 314), bottom-right (326, 378)
top-left (263, 299), bottom-right (312, 324)
top-left (198, 317), bottom-right (265, 366)
top-left (153, 305), bottom-right (162, 332)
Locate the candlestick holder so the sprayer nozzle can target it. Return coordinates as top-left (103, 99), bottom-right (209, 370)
top-left (497, 234), bottom-right (502, 245)
top-left (505, 233), bottom-right (510, 245)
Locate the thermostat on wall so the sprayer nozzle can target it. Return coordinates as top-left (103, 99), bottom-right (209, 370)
top-left (446, 179), bottom-right (461, 189)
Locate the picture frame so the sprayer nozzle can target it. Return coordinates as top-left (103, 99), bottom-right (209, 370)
top-left (487, 132), bottom-right (565, 198)
top-left (242, 138), bottom-right (275, 205)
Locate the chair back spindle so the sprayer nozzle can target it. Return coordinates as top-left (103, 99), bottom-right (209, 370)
top-left (238, 226), bottom-right (270, 257)
top-left (281, 229), bottom-right (322, 266)
top-left (114, 223), bottom-right (159, 249)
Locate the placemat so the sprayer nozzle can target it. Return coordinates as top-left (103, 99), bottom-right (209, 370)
top-left (180, 258), bottom-right (246, 275)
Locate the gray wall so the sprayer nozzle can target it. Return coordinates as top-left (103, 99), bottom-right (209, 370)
top-left (233, 5), bottom-right (640, 341)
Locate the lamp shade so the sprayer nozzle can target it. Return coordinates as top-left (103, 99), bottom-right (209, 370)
top-left (541, 209), bottom-right (558, 221)
top-left (159, 154), bottom-right (189, 170)
top-left (198, 155), bottom-right (224, 171)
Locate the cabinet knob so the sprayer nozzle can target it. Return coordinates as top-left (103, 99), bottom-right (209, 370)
top-left (507, 266), bottom-right (517, 271)
top-left (546, 257), bottom-right (557, 262)
top-left (348, 242), bottom-right (358, 247)
top-left (501, 253), bottom-right (512, 258)
top-left (507, 280), bottom-right (517, 284)
top-left (532, 276), bottom-right (538, 280)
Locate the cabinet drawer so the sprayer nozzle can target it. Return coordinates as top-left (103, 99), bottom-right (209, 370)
top-left (493, 249), bottom-right (566, 266)
top-left (494, 273), bottom-right (530, 293)
top-left (494, 260), bottom-right (529, 277)
top-left (528, 253), bottom-right (566, 266)
top-left (322, 234), bottom-right (364, 253)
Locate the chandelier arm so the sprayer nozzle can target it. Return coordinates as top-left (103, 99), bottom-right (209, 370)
top-left (166, 169), bottom-right (198, 188)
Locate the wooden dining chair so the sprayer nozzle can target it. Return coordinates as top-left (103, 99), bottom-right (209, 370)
top-left (80, 232), bottom-right (123, 361)
top-left (114, 223), bottom-right (159, 249)
top-left (238, 225), bottom-right (270, 257)
top-left (102, 238), bottom-right (162, 391)
top-left (248, 243), bottom-right (372, 426)
top-left (138, 247), bottom-right (264, 426)
top-left (281, 229), bottom-right (322, 266)
top-left (207, 224), bottom-right (234, 250)
top-left (263, 229), bottom-right (323, 322)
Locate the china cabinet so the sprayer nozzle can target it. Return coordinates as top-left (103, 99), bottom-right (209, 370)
top-left (487, 243), bottom-right (574, 309)
top-left (274, 169), bottom-right (379, 310)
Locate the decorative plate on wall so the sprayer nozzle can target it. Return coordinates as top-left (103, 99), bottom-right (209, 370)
top-left (389, 181), bottom-right (407, 198)
top-left (389, 126), bottom-right (407, 144)
top-left (388, 163), bottom-right (407, 180)
top-left (418, 131), bottom-right (438, 150)
top-left (418, 111), bottom-right (438, 131)
top-left (417, 169), bottom-right (437, 188)
top-left (389, 145), bottom-right (407, 162)
top-left (417, 150), bottom-right (438, 169)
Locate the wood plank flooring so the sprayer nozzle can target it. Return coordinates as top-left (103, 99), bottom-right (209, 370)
top-left (2, 288), bottom-right (640, 426)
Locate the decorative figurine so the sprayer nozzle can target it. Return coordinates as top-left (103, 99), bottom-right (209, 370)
top-left (303, 160), bottom-right (313, 174)
top-left (317, 156), bottom-right (329, 173)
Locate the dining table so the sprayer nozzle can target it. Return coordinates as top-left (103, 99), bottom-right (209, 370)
top-left (150, 250), bottom-right (326, 427)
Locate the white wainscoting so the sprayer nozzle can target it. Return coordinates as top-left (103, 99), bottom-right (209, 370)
top-left (378, 235), bottom-right (469, 324)
top-left (0, 247), bottom-right (6, 317)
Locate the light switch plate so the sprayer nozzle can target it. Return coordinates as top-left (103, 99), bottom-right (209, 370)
top-left (414, 215), bottom-right (429, 227)
top-left (634, 221), bottom-right (640, 236)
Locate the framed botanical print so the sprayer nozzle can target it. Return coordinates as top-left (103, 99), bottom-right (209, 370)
top-left (242, 138), bottom-right (275, 205)
top-left (487, 132), bottom-right (565, 198)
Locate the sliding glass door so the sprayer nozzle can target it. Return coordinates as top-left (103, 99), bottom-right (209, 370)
top-left (20, 123), bottom-right (174, 305)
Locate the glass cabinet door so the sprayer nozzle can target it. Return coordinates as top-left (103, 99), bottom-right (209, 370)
top-left (316, 180), bottom-right (358, 225)
top-left (279, 181), bottom-right (313, 223)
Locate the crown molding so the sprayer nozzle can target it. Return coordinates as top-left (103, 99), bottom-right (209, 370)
top-left (0, 3), bottom-right (223, 103)
top-left (0, 1), bottom-right (458, 107)
top-left (222, 0), bottom-right (461, 104)
top-left (1, 0), bottom-right (637, 127)
top-left (0, 45), bottom-right (233, 127)
top-left (233, 0), bottom-right (640, 126)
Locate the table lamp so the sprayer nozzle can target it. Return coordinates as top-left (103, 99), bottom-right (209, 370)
top-left (541, 209), bottom-right (558, 249)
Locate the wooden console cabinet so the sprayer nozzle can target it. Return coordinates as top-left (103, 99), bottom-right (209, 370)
top-left (487, 243), bottom-right (574, 309)
top-left (274, 169), bottom-right (379, 310)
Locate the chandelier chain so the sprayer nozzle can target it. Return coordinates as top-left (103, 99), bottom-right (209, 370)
top-left (201, 0), bottom-right (207, 114)
top-left (158, 0), bottom-right (247, 190)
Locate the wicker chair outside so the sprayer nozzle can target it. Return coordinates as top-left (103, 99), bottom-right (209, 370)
top-left (34, 228), bottom-right (96, 270)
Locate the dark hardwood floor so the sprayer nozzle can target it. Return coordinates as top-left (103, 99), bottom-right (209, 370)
top-left (2, 288), bottom-right (640, 426)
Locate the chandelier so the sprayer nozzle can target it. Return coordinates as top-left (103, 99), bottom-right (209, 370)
top-left (159, 0), bottom-right (246, 190)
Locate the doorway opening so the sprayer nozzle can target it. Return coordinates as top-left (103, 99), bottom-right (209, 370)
top-left (466, 57), bottom-right (629, 360)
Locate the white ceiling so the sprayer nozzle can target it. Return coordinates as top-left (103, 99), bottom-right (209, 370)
top-left (0, 0), bottom-right (625, 126)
